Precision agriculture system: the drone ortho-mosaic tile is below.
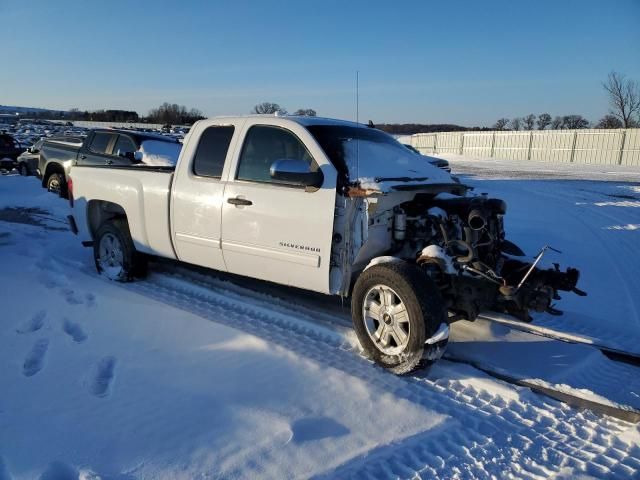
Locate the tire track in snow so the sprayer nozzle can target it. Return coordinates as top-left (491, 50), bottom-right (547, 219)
top-left (156, 263), bottom-right (640, 419)
top-left (120, 271), bottom-right (640, 479)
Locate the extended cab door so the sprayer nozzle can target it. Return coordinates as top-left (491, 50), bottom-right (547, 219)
top-left (170, 119), bottom-right (243, 271)
top-left (78, 131), bottom-right (118, 166)
top-left (220, 119), bottom-right (337, 294)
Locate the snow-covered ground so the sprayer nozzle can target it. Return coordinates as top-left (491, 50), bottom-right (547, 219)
top-left (441, 155), bottom-right (640, 355)
top-left (1, 164), bottom-right (640, 479)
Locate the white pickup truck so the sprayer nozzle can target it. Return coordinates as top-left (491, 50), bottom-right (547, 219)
top-left (68, 115), bottom-right (584, 373)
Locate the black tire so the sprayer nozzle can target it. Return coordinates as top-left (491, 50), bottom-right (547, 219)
top-left (93, 219), bottom-right (147, 282)
top-left (351, 261), bottom-right (447, 374)
top-left (46, 172), bottom-right (67, 197)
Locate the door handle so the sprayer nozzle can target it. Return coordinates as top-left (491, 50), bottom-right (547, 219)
top-left (80, 155), bottom-right (87, 160)
top-left (105, 159), bottom-right (113, 165)
top-left (227, 197), bottom-right (253, 206)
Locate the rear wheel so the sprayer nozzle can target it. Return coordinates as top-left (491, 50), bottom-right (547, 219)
top-left (93, 219), bottom-right (146, 282)
top-left (351, 262), bottom-right (447, 374)
top-left (46, 172), bottom-right (67, 197)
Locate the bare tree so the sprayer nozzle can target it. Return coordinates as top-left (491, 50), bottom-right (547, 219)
top-left (602, 71), bottom-right (640, 128)
top-left (536, 113), bottom-right (552, 130)
top-left (293, 108), bottom-right (317, 116)
top-left (252, 102), bottom-right (286, 115)
top-left (523, 114), bottom-right (536, 130)
top-left (493, 118), bottom-right (509, 130)
top-left (551, 116), bottom-right (563, 129)
top-left (509, 117), bottom-right (522, 131)
top-left (595, 114), bottom-right (623, 129)
top-left (562, 115), bottom-right (589, 129)
top-left (147, 102), bottom-right (204, 124)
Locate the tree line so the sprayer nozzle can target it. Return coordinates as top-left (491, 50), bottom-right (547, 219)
top-left (146, 102), bottom-right (205, 124)
top-left (492, 72), bottom-right (639, 131)
top-left (251, 102), bottom-right (316, 116)
top-left (52, 103), bottom-right (206, 125)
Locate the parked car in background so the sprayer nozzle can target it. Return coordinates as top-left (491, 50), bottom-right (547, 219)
top-left (39, 129), bottom-right (182, 197)
top-left (403, 143), bottom-right (451, 172)
top-left (17, 139), bottom-right (44, 176)
top-left (0, 133), bottom-right (26, 170)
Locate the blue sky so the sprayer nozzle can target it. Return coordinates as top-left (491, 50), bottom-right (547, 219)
top-left (1, 0), bottom-right (639, 126)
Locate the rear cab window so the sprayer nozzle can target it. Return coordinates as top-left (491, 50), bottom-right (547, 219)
top-left (89, 132), bottom-right (117, 154)
top-left (192, 126), bottom-right (235, 177)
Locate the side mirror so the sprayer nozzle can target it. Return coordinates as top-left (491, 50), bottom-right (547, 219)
top-left (123, 151), bottom-right (143, 163)
top-left (31, 147), bottom-right (40, 154)
top-left (270, 159), bottom-right (323, 188)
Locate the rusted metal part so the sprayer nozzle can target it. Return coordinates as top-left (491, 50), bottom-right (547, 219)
top-left (345, 185), bottom-right (380, 198)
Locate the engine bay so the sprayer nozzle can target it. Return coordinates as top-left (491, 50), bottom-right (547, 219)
top-left (331, 185), bottom-right (586, 323)
top-left (387, 192), bottom-right (585, 321)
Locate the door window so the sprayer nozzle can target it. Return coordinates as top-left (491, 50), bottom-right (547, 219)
top-left (193, 126), bottom-right (235, 178)
top-left (236, 125), bottom-right (314, 184)
top-left (112, 135), bottom-right (137, 158)
top-left (89, 132), bottom-right (116, 154)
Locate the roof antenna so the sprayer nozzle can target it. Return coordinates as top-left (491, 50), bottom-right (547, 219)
top-left (356, 70), bottom-right (359, 124)
top-left (356, 70), bottom-right (360, 182)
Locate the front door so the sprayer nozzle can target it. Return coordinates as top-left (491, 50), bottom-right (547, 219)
top-left (221, 120), bottom-right (337, 294)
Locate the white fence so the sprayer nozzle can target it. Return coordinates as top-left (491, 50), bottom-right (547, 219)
top-left (407, 128), bottom-right (640, 166)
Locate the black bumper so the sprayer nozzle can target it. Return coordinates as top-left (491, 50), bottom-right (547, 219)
top-left (0, 158), bottom-right (17, 169)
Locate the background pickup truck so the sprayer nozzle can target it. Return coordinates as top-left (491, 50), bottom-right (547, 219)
top-left (39, 129), bottom-right (182, 197)
top-left (0, 133), bottom-right (26, 170)
top-left (68, 115), bottom-right (583, 374)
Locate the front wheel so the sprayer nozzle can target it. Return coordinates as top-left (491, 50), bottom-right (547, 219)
top-left (351, 262), bottom-right (447, 374)
top-left (93, 219), bottom-right (146, 282)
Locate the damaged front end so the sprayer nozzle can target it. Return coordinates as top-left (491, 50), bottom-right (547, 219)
top-left (399, 193), bottom-right (586, 322)
top-left (311, 122), bottom-right (585, 323)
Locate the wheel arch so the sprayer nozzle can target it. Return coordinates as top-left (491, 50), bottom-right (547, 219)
top-left (87, 200), bottom-right (128, 241)
top-left (42, 162), bottom-right (65, 188)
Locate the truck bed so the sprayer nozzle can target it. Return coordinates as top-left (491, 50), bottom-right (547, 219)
top-left (70, 165), bottom-right (177, 260)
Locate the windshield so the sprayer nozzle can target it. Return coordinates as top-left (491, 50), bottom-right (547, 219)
top-left (306, 125), bottom-right (445, 185)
